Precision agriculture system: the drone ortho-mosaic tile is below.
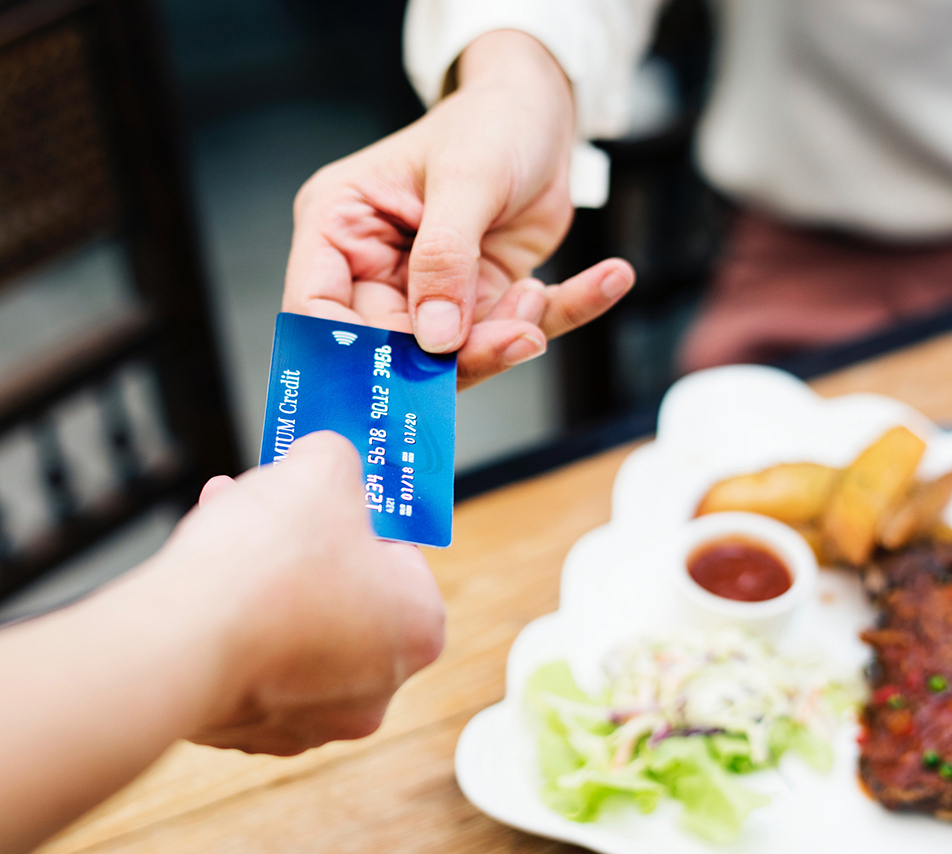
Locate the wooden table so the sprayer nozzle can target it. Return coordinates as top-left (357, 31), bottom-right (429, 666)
top-left (38, 333), bottom-right (952, 854)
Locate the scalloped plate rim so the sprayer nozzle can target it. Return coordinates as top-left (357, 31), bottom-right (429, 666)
top-left (454, 365), bottom-right (952, 853)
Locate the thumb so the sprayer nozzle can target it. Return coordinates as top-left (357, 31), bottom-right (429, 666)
top-left (408, 159), bottom-right (505, 353)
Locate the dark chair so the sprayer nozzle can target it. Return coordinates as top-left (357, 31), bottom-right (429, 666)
top-left (0, 0), bottom-right (239, 599)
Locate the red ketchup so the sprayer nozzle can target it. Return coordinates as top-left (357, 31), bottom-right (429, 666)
top-left (688, 537), bottom-right (792, 602)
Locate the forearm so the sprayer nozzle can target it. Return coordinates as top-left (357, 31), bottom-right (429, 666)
top-left (0, 558), bottom-right (225, 854)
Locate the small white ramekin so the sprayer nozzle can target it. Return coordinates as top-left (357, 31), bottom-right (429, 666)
top-left (673, 512), bottom-right (818, 639)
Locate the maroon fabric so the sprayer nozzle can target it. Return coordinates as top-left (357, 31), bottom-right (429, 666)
top-left (679, 211), bottom-right (952, 373)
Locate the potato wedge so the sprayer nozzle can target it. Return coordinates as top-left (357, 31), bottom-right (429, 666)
top-left (933, 523), bottom-right (952, 543)
top-left (791, 523), bottom-right (834, 564)
top-left (821, 426), bottom-right (926, 566)
top-left (877, 472), bottom-right (952, 550)
top-left (696, 463), bottom-right (839, 524)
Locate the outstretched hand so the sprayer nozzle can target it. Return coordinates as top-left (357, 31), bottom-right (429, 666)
top-left (177, 433), bottom-right (445, 756)
top-left (0, 432), bottom-right (445, 854)
top-left (284, 30), bottom-right (634, 389)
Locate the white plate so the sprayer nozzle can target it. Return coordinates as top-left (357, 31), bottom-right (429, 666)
top-left (455, 365), bottom-right (952, 854)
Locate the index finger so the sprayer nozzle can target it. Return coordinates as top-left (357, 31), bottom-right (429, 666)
top-left (539, 258), bottom-right (634, 339)
top-left (283, 205), bottom-right (359, 323)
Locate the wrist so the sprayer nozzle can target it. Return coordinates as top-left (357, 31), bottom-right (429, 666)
top-left (94, 550), bottom-right (239, 736)
top-left (455, 30), bottom-right (574, 130)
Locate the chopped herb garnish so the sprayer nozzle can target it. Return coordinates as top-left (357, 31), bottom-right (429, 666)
top-left (927, 674), bottom-right (948, 693)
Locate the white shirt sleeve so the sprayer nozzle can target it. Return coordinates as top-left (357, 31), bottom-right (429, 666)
top-left (404, 0), bottom-right (664, 139)
top-left (403, 0), bottom-right (665, 207)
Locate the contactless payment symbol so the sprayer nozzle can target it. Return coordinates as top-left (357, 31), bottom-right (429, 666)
top-left (332, 330), bottom-right (358, 346)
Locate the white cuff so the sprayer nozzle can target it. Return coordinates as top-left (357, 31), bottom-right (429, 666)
top-left (570, 142), bottom-right (611, 208)
top-left (404, 0), bottom-right (653, 142)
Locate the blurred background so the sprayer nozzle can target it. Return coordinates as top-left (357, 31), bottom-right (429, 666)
top-left (2, 0), bottom-right (946, 619)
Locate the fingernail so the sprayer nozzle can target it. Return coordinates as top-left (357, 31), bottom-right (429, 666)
top-left (415, 300), bottom-right (461, 352)
top-left (600, 270), bottom-right (633, 301)
top-left (502, 334), bottom-right (546, 367)
top-left (515, 288), bottom-right (546, 324)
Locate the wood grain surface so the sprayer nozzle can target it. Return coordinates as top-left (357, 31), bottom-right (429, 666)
top-left (36, 333), bottom-right (952, 854)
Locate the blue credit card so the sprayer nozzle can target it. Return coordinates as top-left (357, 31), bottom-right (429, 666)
top-left (260, 312), bottom-right (456, 547)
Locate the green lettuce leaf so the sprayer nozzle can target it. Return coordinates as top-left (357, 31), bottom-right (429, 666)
top-left (708, 733), bottom-right (757, 774)
top-left (769, 718), bottom-right (834, 772)
top-left (527, 662), bottom-right (660, 820)
top-left (546, 764), bottom-right (663, 821)
top-left (645, 737), bottom-right (770, 844)
top-left (526, 661), bottom-right (771, 841)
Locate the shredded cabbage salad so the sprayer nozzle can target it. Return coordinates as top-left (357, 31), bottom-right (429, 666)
top-left (526, 627), bottom-right (857, 842)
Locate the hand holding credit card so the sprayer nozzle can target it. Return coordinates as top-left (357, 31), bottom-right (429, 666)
top-left (260, 313), bottom-right (456, 547)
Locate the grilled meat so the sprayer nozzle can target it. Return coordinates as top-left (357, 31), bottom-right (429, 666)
top-left (860, 542), bottom-right (952, 818)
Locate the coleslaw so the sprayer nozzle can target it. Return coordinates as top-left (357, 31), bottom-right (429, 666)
top-left (527, 627), bottom-right (857, 842)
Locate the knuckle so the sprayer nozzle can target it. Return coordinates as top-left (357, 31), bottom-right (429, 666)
top-left (292, 178), bottom-right (318, 222)
top-left (264, 736), bottom-right (313, 757)
top-left (547, 293), bottom-right (590, 335)
top-left (409, 227), bottom-right (479, 297)
top-left (335, 706), bottom-right (387, 741)
top-left (397, 551), bottom-right (446, 671)
top-left (455, 363), bottom-right (484, 389)
top-left (562, 298), bottom-right (590, 328)
top-left (292, 164), bottom-right (340, 223)
top-left (377, 543), bottom-right (446, 673)
top-left (411, 602), bottom-right (446, 670)
top-left (412, 224), bottom-right (474, 257)
top-left (223, 729), bottom-right (316, 757)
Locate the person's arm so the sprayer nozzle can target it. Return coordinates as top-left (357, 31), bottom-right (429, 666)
top-left (405, 0), bottom-right (667, 210)
top-left (0, 433), bottom-right (444, 854)
top-left (284, 27), bottom-right (635, 388)
top-left (404, 0), bottom-right (661, 146)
